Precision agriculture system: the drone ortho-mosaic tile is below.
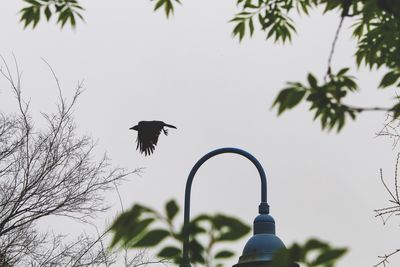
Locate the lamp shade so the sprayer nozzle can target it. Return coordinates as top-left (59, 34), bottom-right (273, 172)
top-left (233, 214), bottom-right (299, 267)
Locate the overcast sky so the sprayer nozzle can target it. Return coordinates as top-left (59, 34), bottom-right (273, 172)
top-left (1, 0), bottom-right (399, 266)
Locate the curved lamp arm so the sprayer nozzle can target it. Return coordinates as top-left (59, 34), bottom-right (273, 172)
top-left (180, 147), bottom-right (269, 267)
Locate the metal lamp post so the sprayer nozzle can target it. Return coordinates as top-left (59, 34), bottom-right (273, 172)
top-left (180, 147), bottom-right (299, 267)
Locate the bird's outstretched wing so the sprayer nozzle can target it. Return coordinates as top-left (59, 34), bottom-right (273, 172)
top-left (131, 121), bottom-right (176, 156)
top-left (136, 122), bottom-right (163, 156)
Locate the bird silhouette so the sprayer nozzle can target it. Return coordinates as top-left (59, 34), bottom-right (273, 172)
top-left (129, 121), bottom-right (177, 156)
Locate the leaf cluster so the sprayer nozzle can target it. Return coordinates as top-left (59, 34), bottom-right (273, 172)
top-left (231, 0), bottom-right (297, 42)
top-left (353, 4), bottom-right (400, 90)
top-left (145, 0), bottom-right (400, 132)
top-left (269, 238), bottom-right (347, 267)
top-left (355, 16), bottom-right (400, 70)
top-left (273, 68), bottom-right (358, 131)
top-left (110, 199), bottom-right (251, 266)
top-left (229, 0), bottom-right (365, 42)
top-left (20, 0), bottom-right (84, 28)
top-left (229, 0), bottom-right (400, 132)
top-left (151, 0), bottom-right (181, 18)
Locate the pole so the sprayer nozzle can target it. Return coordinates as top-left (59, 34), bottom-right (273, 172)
top-left (180, 147), bottom-right (269, 266)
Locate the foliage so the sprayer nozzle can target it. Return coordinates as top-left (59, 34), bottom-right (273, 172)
top-left (152, 0), bottom-right (182, 18)
top-left (20, 0), bottom-right (84, 28)
top-left (147, 0), bottom-right (400, 132)
top-left (110, 201), bottom-right (348, 267)
top-left (272, 68), bottom-right (358, 131)
top-left (14, 0), bottom-right (400, 131)
top-left (110, 199), bottom-right (251, 266)
top-left (269, 239), bottom-right (347, 267)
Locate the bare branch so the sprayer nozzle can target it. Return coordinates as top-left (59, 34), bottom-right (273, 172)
top-left (374, 156), bottom-right (400, 222)
top-left (374, 249), bottom-right (400, 267)
top-left (376, 114), bottom-right (400, 148)
top-left (0, 56), bottom-right (147, 266)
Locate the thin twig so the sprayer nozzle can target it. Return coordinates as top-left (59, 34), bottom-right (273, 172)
top-left (324, 15), bottom-right (345, 82)
top-left (374, 249), bottom-right (400, 267)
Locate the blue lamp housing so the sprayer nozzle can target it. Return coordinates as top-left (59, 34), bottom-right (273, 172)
top-left (233, 214), bottom-right (299, 267)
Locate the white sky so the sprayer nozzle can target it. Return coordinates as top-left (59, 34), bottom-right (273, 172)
top-left (1, 0), bottom-right (400, 266)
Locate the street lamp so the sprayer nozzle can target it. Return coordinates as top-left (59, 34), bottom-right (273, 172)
top-left (180, 147), bottom-right (299, 267)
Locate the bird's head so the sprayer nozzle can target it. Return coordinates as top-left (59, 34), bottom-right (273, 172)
top-left (129, 125), bottom-right (139, 131)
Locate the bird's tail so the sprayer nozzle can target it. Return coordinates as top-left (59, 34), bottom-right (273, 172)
top-left (163, 123), bottom-right (177, 129)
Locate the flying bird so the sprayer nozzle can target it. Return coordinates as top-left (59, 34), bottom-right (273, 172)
top-left (129, 121), bottom-right (177, 156)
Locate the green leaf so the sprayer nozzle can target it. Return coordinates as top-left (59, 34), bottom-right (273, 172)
top-left (44, 6), bottom-right (52, 21)
top-left (286, 89), bottom-right (306, 108)
top-left (121, 218), bottom-right (155, 246)
top-left (249, 17), bottom-right (254, 36)
top-left (186, 223), bottom-right (206, 235)
top-left (312, 248), bottom-right (347, 265)
top-left (33, 6), bottom-right (40, 27)
top-left (273, 89), bottom-right (290, 115)
top-left (165, 0), bottom-right (174, 18)
top-left (233, 21), bottom-right (246, 41)
top-left (158, 246), bottom-right (181, 258)
top-left (55, 4), bottom-right (63, 12)
top-left (270, 239), bottom-right (347, 267)
top-left (272, 85), bottom-right (308, 116)
top-left (303, 238), bottom-right (329, 252)
top-left (215, 250), bottom-right (235, 258)
top-left (379, 71), bottom-right (400, 88)
top-left (165, 199), bottom-right (179, 221)
top-left (213, 214), bottom-right (250, 241)
top-left (154, 0), bottom-right (165, 11)
top-left (307, 73), bottom-right (318, 88)
top-left (392, 102), bottom-right (400, 119)
top-left (288, 243), bottom-right (303, 261)
top-left (20, 7), bottom-right (34, 28)
top-left (269, 248), bottom-right (292, 267)
top-left (132, 229), bottom-right (170, 247)
top-left (189, 239), bottom-right (205, 263)
top-left (70, 13), bottom-right (76, 27)
top-left (109, 204), bottom-right (157, 247)
top-left (337, 67), bottom-right (349, 76)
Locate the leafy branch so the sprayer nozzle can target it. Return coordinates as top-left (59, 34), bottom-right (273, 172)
top-left (151, 0), bottom-right (182, 18)
top-left (273, 68), bottom-right (358, 131)
top-left (20, 0), bottom-right (84, 28)
top-left (269, 238), bottom-right (347, 267)
top-left (109, 199), bottom-right (251, 266)
top-left (148, 0), bottom-right (400, 132)
top-left (230, 0), bottom-right (297, 42)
